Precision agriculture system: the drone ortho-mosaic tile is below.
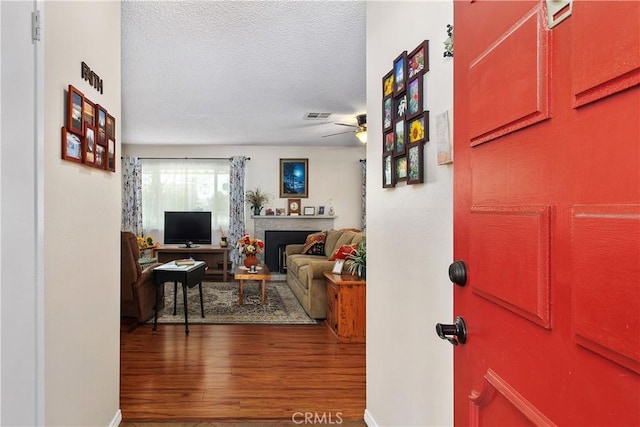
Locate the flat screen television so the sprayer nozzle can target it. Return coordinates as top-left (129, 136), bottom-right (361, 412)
top-left (164, 211), bottom-right (212, 246)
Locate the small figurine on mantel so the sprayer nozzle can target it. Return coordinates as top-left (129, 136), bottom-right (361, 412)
top-left (328, 199), bottom-right (335, 216)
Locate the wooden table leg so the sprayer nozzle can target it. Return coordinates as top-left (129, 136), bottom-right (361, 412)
top-left (173, 281), bottom-right (178, 315)
top-left (153, 282), bottom-right (160, 331)
top-left (239, 279), bottom-right (244, 305)
top-left (261, 279), bottom-right (266, 304)
top-left (198, 282), bottom-right (205, 318)
top-left (182, 283), bottom-right (189, 335)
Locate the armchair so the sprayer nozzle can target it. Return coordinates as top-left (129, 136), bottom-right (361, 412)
top-left (121, 231), bottom-right (163, 323)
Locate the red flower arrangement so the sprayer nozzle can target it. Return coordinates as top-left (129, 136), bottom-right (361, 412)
top-left (237, 233), bottom-right (264, 255)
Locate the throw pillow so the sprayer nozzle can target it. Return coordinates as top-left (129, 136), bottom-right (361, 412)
top-left (302, 231), bottom-right (326, 255)
top-left (328, 244), bottom-right (358, 261)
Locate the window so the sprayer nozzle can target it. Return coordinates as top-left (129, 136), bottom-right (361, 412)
top-left (141, 159), bottom-right (229, 242)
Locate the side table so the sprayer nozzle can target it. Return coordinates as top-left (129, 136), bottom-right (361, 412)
top-left (153, 260), bottom-right (206, 335)
top-left (323, 271), bottom-right (366, 343)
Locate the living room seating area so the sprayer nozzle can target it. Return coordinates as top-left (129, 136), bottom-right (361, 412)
top-left (285, 229), bottom-right (365, 319)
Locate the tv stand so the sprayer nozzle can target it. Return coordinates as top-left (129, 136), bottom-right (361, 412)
top-left (153, 244), bottom-right (232, 282)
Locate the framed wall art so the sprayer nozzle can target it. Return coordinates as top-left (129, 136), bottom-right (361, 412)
top-left (96, 104), bottom-right (107, 145)
top-left (383, 70), bottom-right (394, 98)
top-left (395, 156), bottom-right (407, 182)
top-left (107, 138), bottom-right (116, 172)
top-left (61, 83), bottom-right (117, 172)
top-left (95, 143), bottom-right (106, 169)
top-left (280, 158), bottom-right (308, 198)
top-left (408, 40), bottom-right (429, 79)
top-left (395, 93), bottom-right (407, 120)
top-left (408, 111), bottom-right (429, 145)
top-left (393, 51), bottom-right (407, 95)
top-left (383, 96), bottom-right (393, 131)
top-left (407, 143), bottom-right (424, 184)
top-left (84, 124), bottom-right (97, 166)
top-left (383, 154), bottom-right (395, 188)
top-left (381, 39), bottom-right (430, 188)
top-left (67, 85), bottom-right (84, 135)
top-left (394, 119), bottom-right (406, 155)
top-left (61, 126), bottom-right (82, 163)
top-left (83, 99), bottom-right (96, 127)
top-left (106, 113), bottom-right (116, 140)
top-left (383, 130), bottom-right (395, 154)
top-left (436, 109), bottom-right (453, 165)
top-left (407, 75), bottom-right (423, 118)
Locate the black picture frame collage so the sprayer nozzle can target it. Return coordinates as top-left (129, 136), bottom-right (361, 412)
top-left (382, 40), bottom-right (430, 188)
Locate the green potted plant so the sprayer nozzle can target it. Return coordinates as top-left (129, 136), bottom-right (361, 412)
top-left (346, 238), bottom-right (366, 278)
top-left (245, 188), bottom-right (272, 216)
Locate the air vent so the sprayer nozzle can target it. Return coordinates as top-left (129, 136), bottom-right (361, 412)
top-left (304, 112), bottom-right (332, 120)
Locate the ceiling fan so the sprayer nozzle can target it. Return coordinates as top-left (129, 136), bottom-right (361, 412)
top-left (322, 114), bottom-right (367, 143)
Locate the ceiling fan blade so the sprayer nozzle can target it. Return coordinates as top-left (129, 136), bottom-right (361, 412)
top-left (334, 122), bottom-right (358, 128)
top-left (322, 130), bottom-right (356, 137)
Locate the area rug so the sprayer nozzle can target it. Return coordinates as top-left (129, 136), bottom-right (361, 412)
top-left (150, 281), bottom-right (317, 325)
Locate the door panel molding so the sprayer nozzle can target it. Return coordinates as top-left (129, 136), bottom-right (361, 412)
top-left (571, 1), bottom-right (640, 108)
top-left (469, 369), bottom-right (556, 427)
top-left (470, 206), bottom-right (551, 328)
top-left (468, 6), bottom-right (551, 146)
top-left (571, 204), bottom-right (640, 373)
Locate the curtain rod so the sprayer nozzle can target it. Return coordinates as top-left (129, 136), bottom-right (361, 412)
top-left (120, 156), bottom-right (250, 160)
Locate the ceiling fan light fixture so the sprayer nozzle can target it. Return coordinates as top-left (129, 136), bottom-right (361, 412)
top-left (355, 126), bottom-right (367, 144)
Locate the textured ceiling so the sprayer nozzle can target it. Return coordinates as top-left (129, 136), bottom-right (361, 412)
top-left (121, 0), bottom-right (367, 147)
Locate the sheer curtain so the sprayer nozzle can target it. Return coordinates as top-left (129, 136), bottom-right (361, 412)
top-left (140, 159), bottom-right (230, 243)
top-left (121, 156), bottom-right (143, 235)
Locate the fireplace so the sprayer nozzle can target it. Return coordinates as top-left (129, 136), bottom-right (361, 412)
top-left (264, 230), bottom-right (319, 273)
top-left (253, 215), bottom-right (335, 273)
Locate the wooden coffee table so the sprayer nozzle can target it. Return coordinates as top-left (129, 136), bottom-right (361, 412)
top-left (234, 264), bottom-right (271, 305)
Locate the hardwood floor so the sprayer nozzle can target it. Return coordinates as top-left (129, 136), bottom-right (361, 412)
top-left (120, 321), bottom-right (366, 425)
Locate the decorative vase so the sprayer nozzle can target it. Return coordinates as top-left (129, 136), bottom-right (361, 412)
top-left (219, 236), bottom-right (228, 247)
top-left (253, 206), bottom-right (263, 216)
top-left (243, 253), bottom-right (258, 268)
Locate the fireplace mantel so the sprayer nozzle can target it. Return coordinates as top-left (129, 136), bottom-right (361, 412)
top-left (252, 215), bottom-right (336, 242)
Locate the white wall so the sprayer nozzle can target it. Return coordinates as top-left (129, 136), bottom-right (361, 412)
top-left (365, 2), bottom-right (454, 426)
top-left (1, 1), bottom-right (41, 424)
top-left (122, 144), bottom-right (367, 240)
top-left (43, 2), bottom-right (122, 426)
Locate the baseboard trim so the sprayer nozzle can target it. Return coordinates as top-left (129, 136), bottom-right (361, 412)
top-left (109, 409), bottom-right (122, 427)
top-left (364, 408), bottom-right (378, 427)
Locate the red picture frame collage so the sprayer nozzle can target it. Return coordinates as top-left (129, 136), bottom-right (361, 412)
top-left (62, 84), bottom-right (116, 172)
top-left (382, 40), bottom-right (429, 188)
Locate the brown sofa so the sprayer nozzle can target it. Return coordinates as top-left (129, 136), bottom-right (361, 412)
top-left (285, 229), bottom-right (365, 319)
top-left (121, 231), bottom-right (163, 323)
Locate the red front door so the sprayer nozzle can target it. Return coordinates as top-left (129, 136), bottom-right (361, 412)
top-left (452, 1), bottom-right (639, 425)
